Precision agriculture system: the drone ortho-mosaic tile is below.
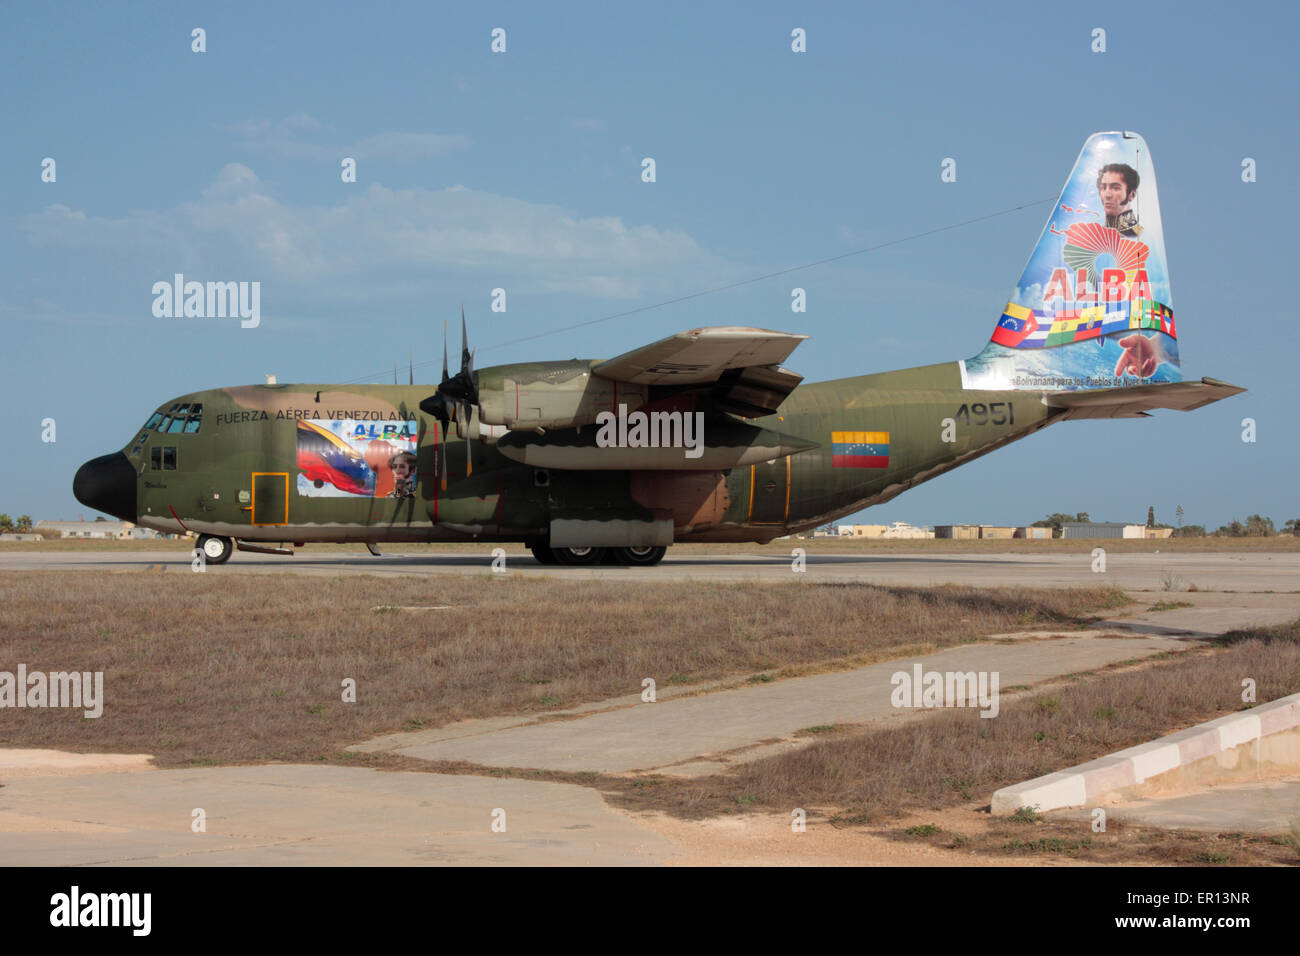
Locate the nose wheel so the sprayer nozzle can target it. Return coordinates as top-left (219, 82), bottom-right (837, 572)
top-left (196, 534), bottom-right (233, 565)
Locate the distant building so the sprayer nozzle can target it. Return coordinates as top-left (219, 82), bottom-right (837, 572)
top-left (978, 526), bottom-right (1016, 540)
top-left (35, 520), bottom-right (135, 539)
top-left (934, 525), bottom-right (981, 539)
top-left (1144, 527), bottom-right (1174, 539)
top-left (1015, 526), bottom-right (1052, 539)
top-left (1061, 522), bottom-right (1146, 539)
top-left (0, 533), bottom-right (43, 542)
top-left (841, 524), bottom-right (887, 537)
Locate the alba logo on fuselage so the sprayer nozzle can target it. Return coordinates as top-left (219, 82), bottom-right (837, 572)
top-left (351, 423), bottom-right (417, 443)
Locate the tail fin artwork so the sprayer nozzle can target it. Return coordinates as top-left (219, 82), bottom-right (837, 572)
top-left (962, 131), bottom-right (1180, 392)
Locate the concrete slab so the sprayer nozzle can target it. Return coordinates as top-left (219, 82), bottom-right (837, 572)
top-left (1052, 777), bottom-right (1300, 836)
top-left (1100, 592), bottom-right (1300, 638)
top-left (385, 633), bottom-right (1192, 774)
top-left (0, 764), bottom-right (677, 866)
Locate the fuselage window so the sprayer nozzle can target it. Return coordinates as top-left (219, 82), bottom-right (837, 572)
top-left (183, 403), bottom-right (203, 433)
top-left (144, 413), bottom-right (164, 430)
top-left (156, 416), bottom-right (172, 433)
top-left (129, 430), bottom-right (150, 457)
top-left (162, 446), bottom-right (177, 470)
top-left (184, 418), bottom-right (201, 434)
top-left (151, 447), bottom-right (162, 470)
top-left (167, 417), bottom-right (186, 434)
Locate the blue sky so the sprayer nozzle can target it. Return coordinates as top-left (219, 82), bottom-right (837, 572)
top-left (2, 0), bottom-right (1296, 530)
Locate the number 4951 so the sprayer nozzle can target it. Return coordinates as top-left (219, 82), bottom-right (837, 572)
top-left (954, 402), bottom-right (1014, 425)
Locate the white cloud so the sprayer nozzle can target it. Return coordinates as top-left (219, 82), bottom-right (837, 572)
top-left (216, 115), bottom-right (471, 162)
top-left (18, 164), bottom-right (725, 303)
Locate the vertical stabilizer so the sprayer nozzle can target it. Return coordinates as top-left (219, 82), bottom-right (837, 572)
top-left (962, 131), bottom-right (1179, 391)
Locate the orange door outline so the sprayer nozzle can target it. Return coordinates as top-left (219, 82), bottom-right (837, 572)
top-left (251, 472), bottom-right (290, 526)
top-left (747, 457), bottom-right (791, 525)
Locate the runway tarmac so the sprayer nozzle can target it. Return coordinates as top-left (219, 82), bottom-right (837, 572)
top-left (3, 548), bottom-right (1299, 591)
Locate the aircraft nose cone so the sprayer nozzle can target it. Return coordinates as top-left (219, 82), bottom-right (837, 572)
top-left (73, 452), bottom-right (138, 523)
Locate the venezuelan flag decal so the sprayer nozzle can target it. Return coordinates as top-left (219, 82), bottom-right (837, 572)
top-left (990, 302), bottom-right (1038, 347)
top-left (297, 420), bottom-right (376, 496)
top-left (832, 430), bottom-right (890, 468)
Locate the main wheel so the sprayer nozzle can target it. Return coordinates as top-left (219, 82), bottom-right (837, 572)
top-left (197, 534), bottom-right (233, 565)
top-left (613, 545), bottom-right (667, 566)
top-left (529, 542), bottom-right (559, 565)
top-left (550, 546), bottom-right (606, 566)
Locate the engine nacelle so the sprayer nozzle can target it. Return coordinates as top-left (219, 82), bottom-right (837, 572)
top-left (476, 361), bottom-right (648, 431)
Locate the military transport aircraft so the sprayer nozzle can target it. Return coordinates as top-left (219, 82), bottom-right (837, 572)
top-left (74, 132), bottom-right (1242, 567)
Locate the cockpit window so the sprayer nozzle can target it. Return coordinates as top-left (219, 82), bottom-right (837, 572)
top-left (149, 403), bottom-right (202, 435)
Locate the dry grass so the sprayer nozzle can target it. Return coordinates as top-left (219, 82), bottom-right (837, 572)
top-left (0, 572), bottom-right (1124, 767)
top-left (606, 621), bottom-right (1300, 825)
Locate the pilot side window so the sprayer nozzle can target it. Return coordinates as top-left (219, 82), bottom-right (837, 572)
top-left (150, 446), bottom-right (178, 470)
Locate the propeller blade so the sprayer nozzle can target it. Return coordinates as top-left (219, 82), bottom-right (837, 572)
top-left (460, 305), bottom-right (470, 373)
top-left (441, 320), bottom-right (449, 381)
top-left (409, 350), bottom-right (413, 386)
top-left (460, 399), bottom-right (473, 476)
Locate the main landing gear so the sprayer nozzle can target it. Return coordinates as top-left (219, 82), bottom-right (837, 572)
top-left (526, 543), bottom-right (668, 566)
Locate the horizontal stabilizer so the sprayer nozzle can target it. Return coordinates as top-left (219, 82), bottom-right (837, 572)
top-left (1043, 377), bottom-right (1244, 419)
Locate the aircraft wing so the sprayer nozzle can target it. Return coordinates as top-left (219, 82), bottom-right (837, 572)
top-left (592, 326), bottom-right (808, 417)
top-left (1043, 377), bottom-right (1245, 419)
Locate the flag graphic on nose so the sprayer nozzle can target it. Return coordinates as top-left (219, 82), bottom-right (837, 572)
top-left (832, 430), bottom-right (890, 468)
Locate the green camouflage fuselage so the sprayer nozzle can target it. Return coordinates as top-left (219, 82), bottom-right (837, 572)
top-left (121, 360), bottom-right (1057, 545)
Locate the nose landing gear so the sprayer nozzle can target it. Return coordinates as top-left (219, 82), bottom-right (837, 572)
top-left (196, 534), bottom-right (233, 565)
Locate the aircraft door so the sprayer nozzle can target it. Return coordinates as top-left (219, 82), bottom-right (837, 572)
top-left (747, 458), bottom-right (790, 525)
top-left (251, 472), bottom-right (289, 526)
